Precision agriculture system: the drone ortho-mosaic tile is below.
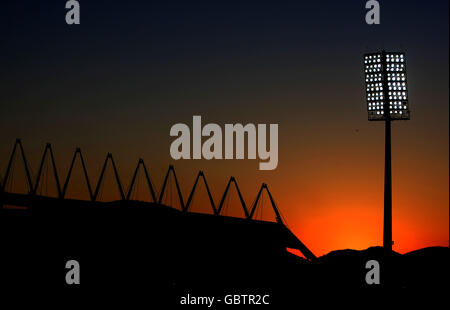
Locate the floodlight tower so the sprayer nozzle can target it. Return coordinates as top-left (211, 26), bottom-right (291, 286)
top-left (363, 51), bottom-right (410, 252)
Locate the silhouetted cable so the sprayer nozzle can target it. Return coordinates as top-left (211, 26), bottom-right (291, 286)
top-left (2, 139), bottom-right (33, 193)
top-left (93, 153), bottom-right (125, 201)
top-left (248, 183), bottom-right (282, 224)
top-left (62, 148), bottom-right (94, 200)
top-left (184, 171), bottom-right (217, 214)
top-left (158, 165), bottom-right (184, 209)
top-left (218, 177), bottom-right (248, 218)
top-left (127, 159), bottom-right (157, 202)
top-left (33, 143), bottom-right (61, 196)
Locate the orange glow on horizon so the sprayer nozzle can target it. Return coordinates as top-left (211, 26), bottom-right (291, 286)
top-left (1, 115), bottom-right (448, 258)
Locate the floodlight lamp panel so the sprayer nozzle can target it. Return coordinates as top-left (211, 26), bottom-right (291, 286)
top-left (363, 52), bottom-right (410, 121)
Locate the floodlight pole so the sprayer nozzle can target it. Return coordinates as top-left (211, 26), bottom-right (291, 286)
top-left (381, 50), bottom-right (393, 253)
top-left (384, 111), bottom-right (392, 252)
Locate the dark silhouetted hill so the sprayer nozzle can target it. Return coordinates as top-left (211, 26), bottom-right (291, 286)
top-left (315, 245), bottom-right (449, 289)
top-left (1, 197), bottom-right (449, 303)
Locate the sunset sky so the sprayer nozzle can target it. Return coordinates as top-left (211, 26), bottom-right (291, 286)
top-left (0, 0), bottom-right (448, 256)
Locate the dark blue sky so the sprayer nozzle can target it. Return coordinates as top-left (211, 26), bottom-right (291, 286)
top-left (1, 0), bottom-right (447, 151)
